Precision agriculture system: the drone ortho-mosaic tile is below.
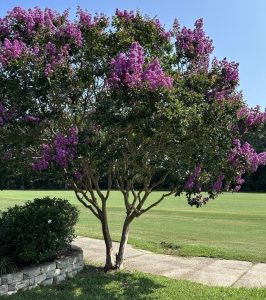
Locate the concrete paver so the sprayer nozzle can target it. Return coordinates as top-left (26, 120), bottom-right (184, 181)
top-left (73, 237), bottom-right (266, 288)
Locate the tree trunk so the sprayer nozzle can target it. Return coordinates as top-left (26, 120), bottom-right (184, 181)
top-left (101, 201), bottom-right (114, 271)
top-left (101, 219), bottom-right (114, 271)
top-left (115, 216), bottom-right (133, 269)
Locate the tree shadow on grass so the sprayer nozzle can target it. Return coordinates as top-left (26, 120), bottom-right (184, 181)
top-left (5, 264), bottom-right (165, 300)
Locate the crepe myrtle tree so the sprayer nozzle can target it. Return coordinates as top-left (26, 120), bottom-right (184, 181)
top-left (1, 7), bottom-right (266, 270)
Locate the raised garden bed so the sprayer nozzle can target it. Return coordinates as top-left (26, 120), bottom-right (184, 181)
top-left (0, 246), bottom-right (84, 296)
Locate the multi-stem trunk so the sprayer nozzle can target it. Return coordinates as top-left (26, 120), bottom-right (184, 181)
top-left (115, 215), bottom-right (134, 269)
top-left (101, 201), bottom-right (114, 271)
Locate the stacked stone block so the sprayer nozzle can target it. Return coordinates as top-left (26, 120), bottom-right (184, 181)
top-left (0, 248), bottom-right (84, 296)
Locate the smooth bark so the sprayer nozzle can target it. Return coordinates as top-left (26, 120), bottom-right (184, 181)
top-left (115, 216), bottom-right (134, 269)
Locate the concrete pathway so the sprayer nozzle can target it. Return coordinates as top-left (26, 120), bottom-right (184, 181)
top-left (73, 237), bottom-right (266, 288)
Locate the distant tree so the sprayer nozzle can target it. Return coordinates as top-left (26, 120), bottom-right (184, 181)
top-left (0, 7), bottom-right (266, 270)
top-left (243, 122), bottom-right (266, 191)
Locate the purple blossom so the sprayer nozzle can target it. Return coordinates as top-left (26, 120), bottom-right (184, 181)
top-left (45, 42), bottom-right (57, 56)
top-left (25, 115), bottom-right (40, 124)
top-left (115, 9), bottom-right (135, 21)
top-left (0, 103), bottom-right (12, 126)
top-left (142, 59), bottom-right (173, 90)
top-left (32, 144), bottom-right (52, 171)
top-left (73, 171), bottom-right (82, 180)
top-left (53, 126), bottom-right (78, 168)
top-left (108, 42), bottom-right (173, 91)
top-left (44, 63), bottom-right (53, 77)
top-left (59, 23), bottom-right (83, 47)
top-left (108, 42), bottom-right (144, 88)
top-left (237, 105), bottom-right (266, 127)
top-left (6, 7), bottom-right (63, 35)
top-left (149, 18), bottom-right (172, 40)
top-left (233, 175), bottom-right (245, 192)
top-left (175, 18), bottom-right (214, 70)
top-left (43, 44), bottom-right (70, 77)
top-left (78, 8), bottom-right (109, 28)
top-left (185, 165), bottom-right (202, 190)
top-left (228, 139), bottom-right (266, 173)
top-left (33, 126), bottom-right (79, 170)
top-left (0, 38), bottom-right (27, 66)
top-left (212, 175), bottom-right (225, 192)
top-left (212, 57), bottom-right (239, 84)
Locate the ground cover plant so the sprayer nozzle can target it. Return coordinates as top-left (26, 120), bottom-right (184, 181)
top-left (1, 191), bottom-right (266, 263)
top-left (0, 7), bottom-right (266, 270)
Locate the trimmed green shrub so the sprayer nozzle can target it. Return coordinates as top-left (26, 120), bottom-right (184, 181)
top-left (0, 197), bottom-right (79, 264)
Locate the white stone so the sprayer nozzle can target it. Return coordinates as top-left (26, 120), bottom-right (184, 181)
top-left (1, 272), bottom-right (24, 284)
top-left (40, 262), bottom-right (56, 273)
top-left (23, 266), bottom-right (41, 278)
top-left (53, 273), bottom-right (66, 284)
top-left (0, 284), bottom-right (8, 296)
top-left (46, 270), bottom-right (55, 279)
top-left (41, 278), bottom-right (53, 286)
top-left (34, 273), bottom-right (46, 284)
top-left (55, 258), bottom-right (69, 269)
top-left (9, 279), bottom-right (30, 291)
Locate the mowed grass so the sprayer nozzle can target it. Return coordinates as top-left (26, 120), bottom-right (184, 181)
top-left (0, 190), bottom-right (266, 262)
top-left (2, 263), bottom-right (266, 300)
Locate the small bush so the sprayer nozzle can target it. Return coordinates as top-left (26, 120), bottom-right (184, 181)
top-left (0, 197), bottom-right (79, 265)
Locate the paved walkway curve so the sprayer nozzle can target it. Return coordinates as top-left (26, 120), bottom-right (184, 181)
top-left (73, 237), bottom-right (266, 288)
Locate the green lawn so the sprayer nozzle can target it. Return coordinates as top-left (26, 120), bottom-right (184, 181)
top-left (2, 263), bottom-right (266, 300)
top-left (0, 190), bottom-right (266, 262)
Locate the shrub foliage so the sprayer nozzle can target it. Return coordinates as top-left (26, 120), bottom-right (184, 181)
top-left (0, 197), bottom-right (79, 264)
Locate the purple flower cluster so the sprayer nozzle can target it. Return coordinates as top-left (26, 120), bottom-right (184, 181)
top-left (0, 104), bottom-right (5, 126)
top-left (45, 42), bottom-right (57, 56)
top-left (0, 38), bottom-right (27, 66)
top-left (77, 8), bottom-right (109, 28)
top-left (0, 104), bottom-right (13, 126)
top-left (109, 42), bottom-right (144, 88)
top-left (149, 18), bottom-right (171, 40)
top-left (44, 44), bottom-right (70, 77)
top-left (184, 165), bottom-right (202, 190)
top-left (175, 18), bottom-right (214, 69)
top-left (142, 59), bottom-right (173, 90)
top-left (73, 170), bottom-right (82, 180)
top-left (237, 105), bottom-right (266, 127)
top-left (229, 139), bottom-right (266, 173)
top-left (59, 23), bottom-right (83, 47)
top-left (4, 7), bottom-right (64, 35)
top-left (33, 126), bottom-right (78, 170)
top-left (25, 115), bottom-right (40, 124)
top-left (212, 58), bottom-right (239, 84)
top-left (115, 9), bottom-right (136, 21)
top-left (0, 7), bottom-right (86, 74)
top-left (234, 175), bottom-right (245, 192)
top-left (108, 42), bottom-right (173, 91)
top-left (32, 144), bottom-right (52, 171)
top-left (212, 175), bottom-right (225, 192)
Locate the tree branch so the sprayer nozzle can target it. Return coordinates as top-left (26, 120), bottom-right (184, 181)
top-left (139, 190), bottom-right (176, 215)
top-left (105, 172), bottom-right (112, 200)
top-left (74, 189), bottom-right (100, 220)
top-left (149, 172), bottom-right (169, 191)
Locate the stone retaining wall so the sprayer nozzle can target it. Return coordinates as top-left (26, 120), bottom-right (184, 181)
top-left (0, 246), bottom-right (84, 296)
